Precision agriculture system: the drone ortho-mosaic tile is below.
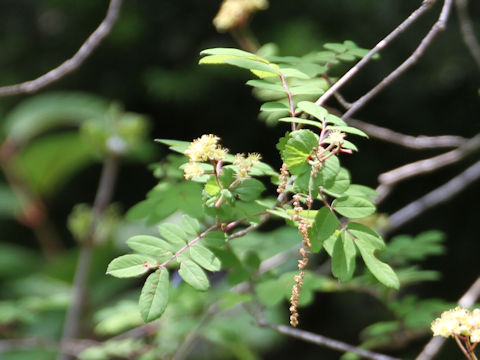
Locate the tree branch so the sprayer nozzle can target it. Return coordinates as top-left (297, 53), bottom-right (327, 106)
top-left (341, 0), bottom-right (453, 120)
top-left (378, 133), bottom-right (480, 186)
top-left (416, 277), bottom-right (480, 360)
top-left (58, 154), bottom-right (121, 360)
top-left (385, 159), bottom-right (480, 234)
top-left (315, 0), bottom-right (438, 107)
top-left (348, 118), bottom-right (467, 149)
top-left (259, 322), bottom-right (401, 360)
top-left (0, 0), bottom-right (123, 97)
top-left (455, 0), bottom-right (480, 70)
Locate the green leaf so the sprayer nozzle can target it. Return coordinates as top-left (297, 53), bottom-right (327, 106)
top-left (0, 185), bottom-right (20, 217)
top-left (200, 47), bottom-right (259, 58)
top-left (13, 132), bottom-right (95, 196)
top-left (190, 243), bottom-right (221, 271)
top-left (324, 43), bottom-right (347, 53)
top-left (3, 92), bottom-right (108, 144)
top-left (309, 207), bottom-right (339, 252)
top-left (233, 178), bottom-right (265, 201)
top-left (345, 184), bottom-right (379, 198)
top-left (279, 68), bottom-right (311, 79)
top-left (332, 196), bottom-right (376, 219)
top-left (179, 259), bottom-right (210, 291)
top-left (281, 129), bottom-right (318, 175)
top-left (279, 117), bottom-right (322, 129)
top-left (323, 167), bottom-right (350, 196)
top-left (181, 215), bottom-right (201, 236)
top-left (260, 102), bottom-right (289, 112)
top-left (223, 57), bottom-right (279, 75)
top-left (139, 268), bottom-right (169, 322)
top-left (154, 138), bottom-right (190, 154)
top-left (246, 79), bottom-right (285, 93)
top-left (355, 237), bottom-right (399, 289)
top-left (323, 138), bottom-right (358, 151)
top-left (203, 231), bottom-right (227, 248)
top-left (297, 101), bottom-right (328, 121)
top-left (326, 113), bottom-right (347, 126)
top-left (318, 154), bottom-right (340, 188)
top-left (256, 278), bottom-right (289, 307)
top-left (331, 232), bottom-right (356, 282)
top-left (158, 223), bottom-right (188, 245)
top-left (347, 223), bottom-right (385, 250)
top-left (106, 254), bottom-right (157, 278)
top-left (327, 126), bottom-right (368, 138)
top-left (126, 235), bottom-right (174, 260)
top-left (291, 85), bottom-right (324, 96)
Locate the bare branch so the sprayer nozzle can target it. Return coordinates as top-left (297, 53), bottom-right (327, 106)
top-left (348, 118), bottom-right (467, 149)
top-left (259, 322), bottom-right (401, 360)
top-left (455, 0), bottom-right (480, 70)
top-left (379, 133), bottom-right (480, 185)
top-left (315, 0), bottom-right (438, 107)
top-left (342, 0), bottom-right (453, 120)
top-left (386, 159), bottom-right (480, 234)
top-left (416, 277), bottom-right (480, 360)
top-left (0, 0), bottom-right (123, 97)
top-left (58, 154), bottom-right (121, 360)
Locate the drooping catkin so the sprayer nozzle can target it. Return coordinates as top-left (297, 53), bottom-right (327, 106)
top-left (289, 197), bottom-right (312, 327)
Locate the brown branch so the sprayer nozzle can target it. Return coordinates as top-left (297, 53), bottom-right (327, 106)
top-left (341, 0), bottom-right (453, 120)
top-left (348, 118), bottom-right (467, 150)
top-left (378, 133), bottom-right (480, 186)
top-left (58, 154), bottom-right (121, 360)
top-left (0, 0), bottom-right (123, 97)
top-left (416, 277), bottom-right (480, 360)
top-left (455, 0), bottom-right (480, 70)
top-left (315, 0), bottom-right (438, 107)
top-left (259, 322), bottom-right (401, 360)
top-left (385, 159), bottom-right (480, 234)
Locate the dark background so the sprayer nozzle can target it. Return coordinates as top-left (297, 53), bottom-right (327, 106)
top-left (0, 0), bottom-right (479, 358)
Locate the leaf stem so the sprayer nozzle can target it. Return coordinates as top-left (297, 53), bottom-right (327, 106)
top-left (158, 225), bottom-right (220, 269)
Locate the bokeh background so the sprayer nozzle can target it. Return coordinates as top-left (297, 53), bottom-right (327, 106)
top-left (0, 0), bottom-right (479, 359)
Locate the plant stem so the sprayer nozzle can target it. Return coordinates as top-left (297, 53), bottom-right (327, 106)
top-left (57, 154), bottom-right (120, 360)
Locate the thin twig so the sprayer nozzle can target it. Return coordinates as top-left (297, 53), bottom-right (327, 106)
top-left (455, 0), bottom-right (480, 70)
top-left (0, 0), bottom-right (123, 97)
top-left (259, 322), bottom-right (401, 360)
top-left (348, 118), bottom-right (467, 149)
top-left (342, 0), bottom-right (453, 120)
top-left (315, 0), bottom-right (438, 107)
top-left (58, 155), bottom-right (121, 360)
top-left (378, 133), bottom-right (480, 186)
top-left (416, 277), bottom-right (480, 360)
top-left (386, 159), bottom-right (480, 234)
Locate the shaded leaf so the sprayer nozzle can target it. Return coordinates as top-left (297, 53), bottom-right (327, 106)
top-left (309, 207), bottom-right (339, 253)
top-left (332, 196), bottom-right (376, 219)
top-left (139, 268), bottom-right (169, 322)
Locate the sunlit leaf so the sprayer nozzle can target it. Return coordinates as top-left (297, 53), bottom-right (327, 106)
top-left (178, 259), bottom-right (210, 291)
top-left (106, 254), bottom-right (157, 278)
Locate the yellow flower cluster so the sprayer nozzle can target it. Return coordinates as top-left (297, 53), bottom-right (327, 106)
top-left (233, 152), bottom-right (261, 179)
top-left (431, 307), bottom-right (480, 342)
top-left (183, 134), bottom-right (228, 180)
top-left (213, 0), bottom-right (269, 32)
top-left (327, 130), bottom-right (346, 146)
